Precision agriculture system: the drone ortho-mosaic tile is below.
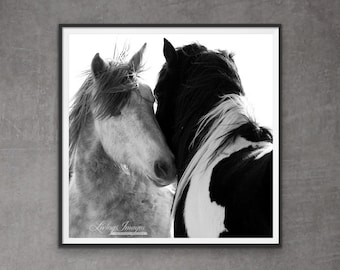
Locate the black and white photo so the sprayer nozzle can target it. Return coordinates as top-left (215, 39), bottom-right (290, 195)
top-left (60, 25), bottom-right (280, 245)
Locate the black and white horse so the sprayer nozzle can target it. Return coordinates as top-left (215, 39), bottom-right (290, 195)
top-left (154, 39), bottom-right (273, 237)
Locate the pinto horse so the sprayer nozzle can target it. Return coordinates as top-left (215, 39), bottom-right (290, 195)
top-left (69, 44), bottom-right (176, 238)
top-left (154, 39), bottom-right (273, 238)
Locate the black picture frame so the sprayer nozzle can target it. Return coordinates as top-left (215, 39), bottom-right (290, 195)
top-left (59, 24), bottom-right (281, 246)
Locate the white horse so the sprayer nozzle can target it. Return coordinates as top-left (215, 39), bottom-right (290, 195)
top-left (69, 44), bottom-right (176, 238)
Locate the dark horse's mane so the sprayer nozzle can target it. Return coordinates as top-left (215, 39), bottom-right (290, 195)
top-left (155, 43), bottom-right (243, 129)
top-left (154, 42), bottom-right (271, 171)
top-left (69, 53), bottom-right (143, 171)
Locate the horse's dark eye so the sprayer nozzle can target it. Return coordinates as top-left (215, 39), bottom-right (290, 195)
top-left (121, 77), bottom-right (129, 84)
top-left (112, 110), bottom-right (122, 117)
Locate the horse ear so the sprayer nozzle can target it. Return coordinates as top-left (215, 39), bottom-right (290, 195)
top-left (163, 38), bottom-right (177, 65)
top-left (91, 53), bottom-right (106, 78)
top-left (129, 43), bottom-right (146, 71)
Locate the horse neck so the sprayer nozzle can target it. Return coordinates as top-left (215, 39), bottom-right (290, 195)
top-left (70, 117), bottom-right (159, 211)
top-left (171, 94), bottom-right (271, 221)
top-left (70, 128), bottom-right (174, 237)
top-left (173, 120), bottom-right (200, 177)
top-left (174, 94), bottom-right (253, 176)
top-left (173, 102), bottom-right (227, 177)
top-left (172, 89), bottom-right (223, 175)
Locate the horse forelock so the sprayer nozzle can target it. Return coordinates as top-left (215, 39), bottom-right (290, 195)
top-left (90, 63), bottom-right (137, 119)
top-left (88, 47), bottom-right (145, 119)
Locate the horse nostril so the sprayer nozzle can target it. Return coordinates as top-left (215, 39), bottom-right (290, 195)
top-left (154, 160), bottom-right (170, 180)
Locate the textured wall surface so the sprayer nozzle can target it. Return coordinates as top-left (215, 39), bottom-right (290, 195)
top-left (0, 0), bottom-right (339, 269)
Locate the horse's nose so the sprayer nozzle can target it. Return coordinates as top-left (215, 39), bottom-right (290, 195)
top-left (154, 159), bottom-right (176, 181)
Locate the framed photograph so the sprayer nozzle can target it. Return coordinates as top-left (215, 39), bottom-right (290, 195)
top-left (60, 24), bottom-right (280, 245)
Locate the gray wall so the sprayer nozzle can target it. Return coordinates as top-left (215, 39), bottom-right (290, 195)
top-left (0, 0), bottom-right (339, 269)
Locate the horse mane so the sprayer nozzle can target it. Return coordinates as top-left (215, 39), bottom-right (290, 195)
top-left (170, 95), bottom-right (272, 224)
top-left (160, 44), bottom-right (245, 145)
top-left (69, 48), bottom-right (144, 170)
top-left (69, 77), bottom-right (92, 170)
top-left (172, 43), bottom-right (272, 157)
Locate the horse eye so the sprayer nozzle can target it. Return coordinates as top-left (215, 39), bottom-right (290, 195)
top-left (112, 110), bottom-right (122, 117)
top-left (121, 74), bottom-right (134, 84)
top-left (121, 77), bottom-right (129, 84)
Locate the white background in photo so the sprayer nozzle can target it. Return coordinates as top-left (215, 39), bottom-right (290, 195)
top-left (68, 32), bottom-right (275, 129)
